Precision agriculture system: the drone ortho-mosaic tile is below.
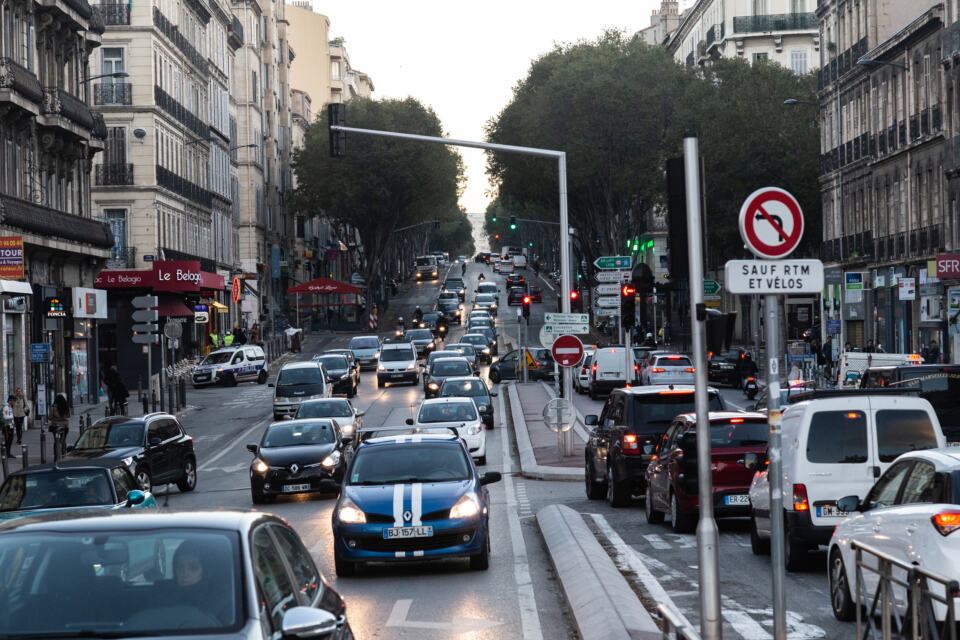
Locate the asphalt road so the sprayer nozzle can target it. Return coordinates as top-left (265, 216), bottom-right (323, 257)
top-left (156, 262), bottom-right (574, 640)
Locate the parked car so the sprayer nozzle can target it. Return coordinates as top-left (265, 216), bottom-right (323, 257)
top-left (377, 342), bottom-right (419, 387)
top-left (247, 418), bottom-right (353, 503)
top-left (295, 398), bottom-right (365, 441)
top-left (424, 357), bottom-right (475, 398)
top-left (640, 354), bottom-right (695, 386)
top-left (270, 361), bottom-right (332, 419)
top-left (584, 386), bottom-right (725, 507)
top-left (349, 335), bottom-right (382, 370)
top-left (65, 413), bottom-right (197, 495)
top-left (645, 412), bottom-right (769, 532)
top-left (440, 376), bottom-right (498, 428)
top-left (0, 510), bottom-right (353, 638)
top-left (312, 354), bottom-right (359, 397)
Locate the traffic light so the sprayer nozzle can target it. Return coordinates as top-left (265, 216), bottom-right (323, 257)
top-left (494, 234), bottom-right (500, 240)
top-left (509, 215), bottom-right (517, 230)
top-left (621, 284), bottom-right (636, 328)
top-left (528, 242), bottom-right (533, 247)
top-left (570, 290), bottom-right (581, 311)
top-left (328, 104), bottom-right (346, 157)
top-left (492, 215), bottom-right (497, 223)
top-left (522, 295), bottom-right (531, 320)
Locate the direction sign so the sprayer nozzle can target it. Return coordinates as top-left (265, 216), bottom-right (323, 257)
top-left (132, 295), bottom-right (158, 308)
top-left (595, 270), bottom-right (630, 283)
top-left (30, 343), bottom-right (50, 363)
top-left (594, 284), bottom-right (621, 296)
top-left (132, 323), bottom-right (158, 333)
top-left (552, 335), bottom-right (584, 367)
top-left (595, 296), bottom-right (621, 308)
top-left (539, 326), bottom-right (557, 349)
top-left (132, 334), bottom-right (158, 345)
top-left (594, 256), bottom-right (632, 270)
top-left (738, 187), bottom-right (804, 259)
top-left (724, 259), bottom-right (824, 294)
top-left (544, 312), bottom-right (589, 324)
top-left (703, 280), bottom-right (721, 296)
top-left (543, 323), bottom-right (589, 335)
top-left (132, 309), bottom-right (158, 323)
top-left (542, 398), bottom-right (575, 433)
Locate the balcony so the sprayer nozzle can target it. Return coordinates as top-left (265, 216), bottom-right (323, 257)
top-left (94, 82), bottom-right (131, 105)
top-left (706, 23), bottom-right (724, 50)
top-left (88, 5), bottom-right (105, 34)
top-left (41, 87), bottom-right (94, 131)
top-left (686, 51), bottom-right (694, 67)
top-left (0, 58), bottom-right (44, 110)
top-left (228, 15), bottom-right (243, 48)
top-left (156, 165), bottom-right (213, 208)
top-left (95, 163), bottom-right (133, 185)
top-left (697, 40), bottom-right (707, 60)
top-left (0, 194), bottom-right (113, 248)
top-left (95, 2), bottom-right (129, 25)
top-left (154, 85), bottom-right (208, 138)
top-left (153, 7), bottom-right (208, 74)
top-left (733, 12), bottom-right (816, 34)
top-left (945, 136), bottom-right (960, 174)
top-left (91, 111), bottom-right (107, 140)
top-left (106, 246), bottom-right (136, 268)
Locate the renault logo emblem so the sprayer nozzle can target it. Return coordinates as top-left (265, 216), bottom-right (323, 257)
top-left (290, 464), bottom-right (300, 474)
top-left (403, 510), bottom-right (412, 522)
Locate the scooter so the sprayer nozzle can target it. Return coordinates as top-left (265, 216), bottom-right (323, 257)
top-left (394, 325), bottom-right (406, 340)
top-left (743, 376), bottom-right (759, 400)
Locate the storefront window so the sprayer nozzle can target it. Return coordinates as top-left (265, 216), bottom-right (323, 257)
top-left (71, 342), bottom-right (88, 405)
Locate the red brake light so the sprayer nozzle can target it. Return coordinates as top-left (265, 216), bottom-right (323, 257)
top-left (622, 433), bottom-right (640, 454)
top-left (634, 364), bottom-right (639, 372)
top-left (684, 368), bottom-right (695, 373)
top-left (730, 418), bottom-right (744, 423)
top-left (793, 484), bottom-right (809, 512)
top-left (666, 356), bottom-right (681, 360)
top-left (592, 363), bottom-right (597, 372)
top-left (659, 390), bottom-right (694, 395)
top-left (651, 368), bottom-right (666, 373)
top-left (932, 512), bottom-right (960, 536)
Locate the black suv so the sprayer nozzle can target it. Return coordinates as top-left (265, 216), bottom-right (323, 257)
top-left (707, 348), bottom-right (757, 388)
top-left (65, 413), bottom-right (197, 494)
top-left (584, 387), bottom-right (724, 507)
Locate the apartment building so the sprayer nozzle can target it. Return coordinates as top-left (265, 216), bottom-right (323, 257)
top-left (638, 0), bottom-right (684, 47)
top-left (0, 1), bottom-right (116, 410)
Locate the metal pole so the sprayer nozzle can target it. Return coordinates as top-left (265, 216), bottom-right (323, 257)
top-left (159, 336), bottom-right (166, 413)
top-left (683, 133), bottom-right (721, 640)
top-left (766, 294), bottom-right (787, 639)
top-left (147, 343), bottom-right (153, 414)
top-left (559, 156), bottom-right (574, 409)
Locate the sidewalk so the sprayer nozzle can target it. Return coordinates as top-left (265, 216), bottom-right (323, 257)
top-left (507, 381), bottom-right (584, 481)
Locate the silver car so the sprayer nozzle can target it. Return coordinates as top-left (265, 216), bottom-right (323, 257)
top-left (447, 343), bottom-right (479, 372)
top-left (641, 354), bottom-right (695, 386)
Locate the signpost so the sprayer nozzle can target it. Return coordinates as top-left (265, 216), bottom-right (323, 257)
top-left (593, 256), bottom-right (632, 270)
top-left (738, 187), bottom-right (805, 259)
top-left (131, 296), bottom-right (159, 412)
top-left (594, 270), bottom-right (630, 283)
top-left (703, 280), bottom-right (721, 296)
top-left (595, 296), bottom-right (620, 309)
top-left (724, 259), bottom-right (824, 294)
top-left (593, 284), bottom-right (621, 296)
top-left (30, 343), bottom-right (50, 363)
top-left (551, 335), bottom-right (584, 367)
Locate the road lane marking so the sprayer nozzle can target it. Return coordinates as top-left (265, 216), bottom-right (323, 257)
top-left (385, 599), bottom-right (502, 632)
top-left (642, 533), bottom-right (672, 550)
top-left (589, 514), bottom-right (677, 608)
top-left (198, 416), bottom-right (271, 472)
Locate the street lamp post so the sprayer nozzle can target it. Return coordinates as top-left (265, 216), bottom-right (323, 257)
top-left (80, 71), bottom-right (130, 84)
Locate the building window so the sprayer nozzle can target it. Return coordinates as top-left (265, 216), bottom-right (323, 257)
top-left (103, 209), bottom-right (127, 262)
top-left (331, 61), bottom-right (341, 80)
top-left (752, 52), bottom-right (769, 64)
top-left (790, 0), bottom-right (805, 13)
top-left (790, 50), bottom-right (809, 75)
top-left (752, 0), bottom-right (767, 15)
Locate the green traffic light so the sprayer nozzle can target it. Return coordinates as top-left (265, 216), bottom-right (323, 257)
top-left (492, 216), bottom-right (497, 222)
top-left (528, 242), bottom-right (533, 247)
top-left (510, 223), bottom-right (516, 230)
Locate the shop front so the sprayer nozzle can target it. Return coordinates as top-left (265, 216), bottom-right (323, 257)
top-left (286, 277), bottom-right (363, 331)
top-left (0, 280), bottom-right (32, 405)
top-left (68, 288), bottom-right (108, 406)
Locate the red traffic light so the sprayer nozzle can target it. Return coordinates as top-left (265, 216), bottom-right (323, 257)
top-left (494, 234), bottom-right (500, 240)
top-left (621, 285), bottom-right (636, 296)
top-left (523, 296), bottom-right (531, 304)
top-left (570, 291), bottom-right (579, 300)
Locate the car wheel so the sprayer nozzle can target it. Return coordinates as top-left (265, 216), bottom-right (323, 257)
top-left (135, 468), bottom-right (152, 493)
top-left (377, 379), bottom-right (384, 389)
top-left (257, 370), bottom-right (267, 384)
top-left (829, 547), bottom-right (856, 621)
top-left (490, 369), bottom-right (501, 384)
top-left (176, 458), bottom-right (197, 492)
top-left (670, 492), bottom-right (694, 533)
top-left (470, 534), bottom-right (490, 571)
top-left (348, 383), bottom-right (357, 398)
top-left (750, 513), bottom-right (770, 555)
top-left (645, 484), bottom-right (664, 524)
top-left (784, 517), bottom-right (809, 572)
top-left (334, 553), bottom-right (356, 577)
top-left (589, 387), bottom-right (598, 400)
top-left (585, 461), bottom-right (606, 500)
top-left (606, 464), bottom-right (629, 507)
top-left (252, 490), bottom-right (267, 504)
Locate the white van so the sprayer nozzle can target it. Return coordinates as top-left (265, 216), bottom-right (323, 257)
top-left (588, 346), bottom-right (638, 399)
top-left (747, 393), bottom-right (945, 570)
top-left (414, 255), bottom-right (439, 280)
top-left (192, 345), bottom-right (268, 387)
top-left (512, 255), bottom-right (527, 269)
top-left (836, 351), bottom-right (922, 387)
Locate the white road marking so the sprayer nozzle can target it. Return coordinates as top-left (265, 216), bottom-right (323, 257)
top-left (198, 416), bottom-right (271, 471)
top-left (589, 514), bottom-right (677, 607)
top-left (385, 599), bottom-right (503, 632)
top-left (498, 391), bottom-right (543, 640)
top-left (642, 533), bottom-right (672, 550)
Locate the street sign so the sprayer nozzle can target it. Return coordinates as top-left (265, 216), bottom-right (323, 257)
top-left (595, 270), bottom-right (629, 283)
top-left (552, 335), bottom-right (584, 367)
top-left (132, 323), bottom-right (158, 333)
top-left (738, 187), bottom-right (804, 259)
top-left (539, 326), bottom-right (557, 349)
top-left (703, 280), bottom-right (721, 296)
top-left (132, 295), bottom-right (159, 347)
top-left (542, 398), bottom-right (575, 433)
top-left (132, 295), bottom-right (158, 308)
top-left (132, 309), bottom-right (158, 323)
top-left (593, 284), bottom-right (621, 296)
top-left (143, 254), bottom-right (155, 262)
top-left (724, 260), bottom-right (824, 294)
top-left (595, 296), bottom-right (621, 308)
top-left (30, 343), bottom-right (50, 363)
top-left (543, 323), bottom-right (589, 335)
top-left (544, 312), bottom-right (588, 324)
top-left (132, 334), bottom-right (158, 344)
top-left (594, 256), bottom-right (632, 270)
top-left (163, 322), bottom-right (183, 339)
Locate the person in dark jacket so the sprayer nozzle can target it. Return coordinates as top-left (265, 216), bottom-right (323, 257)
top-left (110, 373), bottom-right (129, 415)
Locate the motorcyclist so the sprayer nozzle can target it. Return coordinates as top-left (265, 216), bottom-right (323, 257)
top-left (414, 306), bottom-right (423, 323)
top-left (478, 272), bottom-right (485, 281)
top-left (396, 317), bottom-right (406, 337)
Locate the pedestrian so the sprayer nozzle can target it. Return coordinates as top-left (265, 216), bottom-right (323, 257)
top-left (12, 388), bottom-right (27, 444)
top-left (927, 340), bottom-right (940, 364)
top-left (822, 336), bottom-right (834, 367)
top-left (2, 396), bottom-right (13, 457)
top-left (250, 323), bottom-right (261, 345)
top-left (49, 393), bottom-right (70, 455)
top-left (110, 374), bottom-right (129, 415)
top-left (844, 341), bottom-right (852, 353)
top-left (865, 339), bottom-right (875, 353)
top-left (876, 342), bottom-right (885, 353)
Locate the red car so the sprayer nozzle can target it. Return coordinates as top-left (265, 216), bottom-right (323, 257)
top-left (644, 411), bottom-right (768, 533)
top-left (529, 285), bottom-right (543, 303)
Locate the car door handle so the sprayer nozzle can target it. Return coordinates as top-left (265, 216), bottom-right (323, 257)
top-left (872, 524), bottom-right (881, 533)
top-left (906, 524), bottom-right (917, 535)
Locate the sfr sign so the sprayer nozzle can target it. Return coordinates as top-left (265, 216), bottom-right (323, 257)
top-left (936, 254), bottom-right (960, 278)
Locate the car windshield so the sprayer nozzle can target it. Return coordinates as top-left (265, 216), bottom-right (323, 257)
top-left (438, 299), bottom-right (458, 307)
top-left (263, 421), bottom-right (336, 447)
top-left (201, 351), bottom-right (233, 365)
top-left (407, 330), bottom-right (434, 340)
top-left (432, 361), bottom-right (472, 376)
top-left (381, 347), bottom-right (415, 362)
top-left (450, 345), bottom-right (476, 357)
top-left (73, 420), bottom-right (143, 450)
top-left (316, 355), bottom-right (348, 370)
top-left (476, 294), bottom-right (496, 303)
top-left (423, 312), bottom-right (442, 321)
top-left (419, 401), bottom-right (478, 422)
top-left (445, 279), bottom-right (464, 288)
top-left (297, 400), bottom-right (353, 418)
top-left (350, 443), bottom-right (470, 484)
top-left (415, 257), bottom-right (434, 266)
top-left (0, 469), bottom-right (114, 511)
top-left (277, 367), bottom-right (325, 385)
top-left (462, 335), bottom-right (486, 346)
top-left (478, 284), bottom-right (497, 294)
top-left (326, 350), bottom-right (354, 360)
top-left (0, 529), bottom-right (242, 636)
top-left (428, 352), bottom-right (458, 364)
top-left (350, 337), bottom-right (380, 349)
top-left (441, 380), bottom-right (485, 397)
top-left (707, 420), bottom-right (769, 447)
top-left (630, 393), bottom-right (724, 428)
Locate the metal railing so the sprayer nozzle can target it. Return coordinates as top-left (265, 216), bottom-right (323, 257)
top-left (154, 85), bottom-right (209, 138)
top-left (733, 12), bottom-right (816, 34)
top-left (153, 7), bottom-right (208, 73)
top-left (95, 163), bottom-right (134, 185)
top-left (94, 82), bottom-right (132, 105)
top-left (156, 165), bottom-right (213, 208)
top-left (96, 2), bottom-right (130, 25)
top-left (852, 540), bottom-right (959, 640)
top-left (658, 602), bottom-right (701, 640)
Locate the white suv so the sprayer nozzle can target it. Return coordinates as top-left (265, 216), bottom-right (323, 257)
top-left (192, 346), bottom-right (267, 387)
top-left (377, 342), bottom-right (419, 387)
top-left (748, 392), bottom-right (945, 570)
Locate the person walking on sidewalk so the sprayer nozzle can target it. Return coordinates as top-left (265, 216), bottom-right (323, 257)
top-left (49, 393), bottom-right (70, 456)
top-left (2, 396), bottom-right (13, 457)
top-left (110, 374), bottom-right (129, 416)
top-left (12, 388), bottom-right (27, 444)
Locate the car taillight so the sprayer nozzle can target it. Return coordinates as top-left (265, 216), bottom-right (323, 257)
top-left (793, 484), bottom-right (809, 512)
top-left (932, 512), bottom-right (960, 536)
top-left (622, 433), bottom-right (640, 455)
top-left (634, 364), bottom-right (639, 372)
top-left (592, 363), bottom-right (597, 372)
top-left (651, 368), bottom-right (666, 373)
top-left (684, 368), bottom-right (695, 373)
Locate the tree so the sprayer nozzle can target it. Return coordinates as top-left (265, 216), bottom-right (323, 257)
top-left (291, 97), bottom-right (464, 285)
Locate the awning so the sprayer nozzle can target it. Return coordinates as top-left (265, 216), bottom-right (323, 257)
top-left (0, 280), bottom-right (33, 295)
top-left (157, 298), bottom-right (193, 317)
top-left (211, 301), bottom-right (229, 312)
top-left (287, 277), bottom-right (360, 295)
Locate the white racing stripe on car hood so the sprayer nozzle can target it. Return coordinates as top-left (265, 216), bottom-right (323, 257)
top-left (393, 483), bottom-right (404, 527)
top-left (411, 483), bottom-right (423, 526)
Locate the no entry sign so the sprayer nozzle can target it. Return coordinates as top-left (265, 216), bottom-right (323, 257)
top-left (551, 334), bottom-right (584, 367)
top-left (738, 187), bottom-right (804, 259)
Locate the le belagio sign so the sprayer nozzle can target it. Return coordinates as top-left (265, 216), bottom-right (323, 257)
top-left (724, 259), bottom-right (824, 294)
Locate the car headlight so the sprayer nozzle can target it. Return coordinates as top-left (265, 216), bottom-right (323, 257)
top-left (121, 456), bottom-right (134, 467)
top-left (216, 368), bottom-right (224, 373)
top-left (467, 424), bottom-right (482, 435)
top-left (449, 492), bottom-right (480, 519)
top-left (378, 364), bottom-right (386, 371)
top-left (322, 451), bottom-right (341, 467)
top-left (428, 382), bottom-right (439, 390)
top-left (477, 405), bottom-right (489, 412)
top-left (407, 362), bottom-right (416, 370)
top-left (341, 423), bottom-right (355, 435)
top-left (482, 348), bottom-right (491, 354)
top-left (254, 459), bottom-right (269, 473)
top-left (491, 304), bottom-right (497, 309)
top-left (338, 497), bottom-right (366, 524)
top-left (432, 271), bottom-right (438, 276)
top-left (274, 397), bottom-right (281, 403)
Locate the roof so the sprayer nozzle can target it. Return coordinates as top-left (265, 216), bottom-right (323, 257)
top-left (613, 385), bottom-right (720, 396)
top-left (420, 396), bottom-right (478, 405)
top-left (280, 360), bottom-right (325, 370)
top-left (441, 376), bottom-right (486, 384)
top-left (10, 459), bottom-right (125, 475)
top-left (0, 508), bottom-right (276, 534)
top-left (267, 417), bottom-right (338, 428)
top-left (898, 448), bottom-right (960, 469)
top-left (673, 411), bottom-right (767, 424)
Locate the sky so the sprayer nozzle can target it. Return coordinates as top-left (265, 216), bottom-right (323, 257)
top-left (315, 0), bottom-right (682, 214)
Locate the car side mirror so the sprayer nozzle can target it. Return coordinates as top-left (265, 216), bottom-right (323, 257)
top-left (281, 606), bottom-right (338, 639)
top-left (490, 391), bottom-right (498, 397)
top-left (149, 437), bottom-right (162, 447)
top-left (246, 444), bottom-right (258, 454)
top-left (405, 418), bottom-right (414, 426)
top-left (480, 471), bottom-right (502, 485)
top-left (125, 489), bottom-right (146, 506)
top-left (584, 414), bottom-right (599, 426)
top-left (837, 495), bottom-right (861, 513)
top-left (356, 410), bottom-right (366, 417)
top-left (65, 444), bottom-right (75, 452)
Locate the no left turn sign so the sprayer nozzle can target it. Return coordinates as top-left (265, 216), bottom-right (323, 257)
top-left (739, 187), bottom-right (804, 259)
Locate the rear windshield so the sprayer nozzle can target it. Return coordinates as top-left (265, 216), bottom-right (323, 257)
top-left (296, 400), bottom-right (352, 418)
top-left (655, 355), bottom-right (693, 367)
top-left (315, 355), bottom-right (348, 370)
top-left (875, 409), bottom-right (939, 462)
top-left (806, 410), bottom-right (868, 464)
top-left (432, 361), bottom-right (472, 376)
top-left (277, 367), bottom-right (325, 385)
top-left (407, 330), bottom-right (434, 340)
top-left (350, 337), bottom-right (379, 349)
top-left (708, 421), bottom-right (769, 447)
top-left (380, 347), bottom-right (415, 362)
top-left (630, 393), bottom-right (723, 431)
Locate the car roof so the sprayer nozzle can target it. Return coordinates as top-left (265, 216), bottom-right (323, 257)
top-left (10, 459), bottom-right (122, 475)
top-left (0, 508), bottom-right (278, 535)
top-left (462, 333), bottom-right (487, 339)
top-left (420, 396), bottom-right (477, 405)
top-left (673, 411), bottom-right (767, 424)
top-left (325, 349), bottom-right (353, 355)
top-left (382, 342), bottom-right (415, 350)
top-left (359, 432), bottom-right (462, 447)
top-left (431, 350), bottom-right (461, 357)
top-left (432, 357), bottom-right (470, 364)
top-left (281, 360), bottom-right (324, 370)
top-left (897, 448), bottom-right (960, 469)
top-left (613, 385), bottom-right (721, 396)
top-left (268, 418), bottom-right (338, 429)
top-left (350, 335), bottom-right (380, 341)
top-left (441, 376), bottom-right (486, 385)
top-left (298, 398), bottom-right (350, 407)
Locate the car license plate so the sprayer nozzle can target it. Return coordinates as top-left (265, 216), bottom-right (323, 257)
top-left (391, 373), bottom-right (405, 379)
top-left (602, 372), bottom-right (617, 377)
top-left (816, 505), bottom-right (847, 517)
top-left (383, 526), bottom-right (434, 539)
top-left (283, 484), bottom-right (310, 492)
top-left (724, 494), bottom-right (749, 505)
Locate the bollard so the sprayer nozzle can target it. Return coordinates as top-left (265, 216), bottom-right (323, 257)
top-left (21, 444), bottom-right (27, 468)
top-left (138, 376), bottom-right (143, 403)
top-left (142, 395), bottom-right (148, 415)
top-left (168, 383), bottom-right (175, 413)
top-left (40, 429), bottom-right (47, 464)
top-left (105, 403), bottom-right (110, 417)
top-left (151, 389), bottom-right (157, 413)
top-left (0, 439), bottom-right (7, 479)
top-left (179, 377), bottom-right (186, 408)
top-left (86, 414), bottom-right (92, 430)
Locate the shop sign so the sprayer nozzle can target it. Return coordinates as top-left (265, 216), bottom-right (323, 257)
top-left (2, 296), bottom-right (25, 313)
top-left (899, 277), bottom-right (916, 301)
top-left (936, 254), bottom-right (960, 279)
top-left (845, 272), bottom-right (865, 303)
top-left (95, 269), bottom-right (152, 288)
top-left (949, 291), bottom-right (960, 336)
top-left (921, 296), bottom-right (944, 323)
top-left (0, 236), bottom-right (23, 279)
top-left (71, 287), bottom-right (107, 319)
top-left (232, 277), bottom-right (241, 303)
top-left (155, 260), bottom-right (203, 291)
top-left (45, 297), bottom-right (67, 318)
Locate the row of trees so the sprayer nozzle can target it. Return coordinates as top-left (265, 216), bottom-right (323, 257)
top-left (484, 31), bottom-right (820, 269)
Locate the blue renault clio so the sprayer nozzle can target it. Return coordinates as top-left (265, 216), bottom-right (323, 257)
top-left (330, 427), bottom-right (501, 576)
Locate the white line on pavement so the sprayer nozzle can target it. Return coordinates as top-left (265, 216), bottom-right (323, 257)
top-left (642, 533), bottom-right (672, 550)
top-left (589, 513), bottom-right (677, 608)
top-left (498, 391), bottom-right (543, 640)
top-left (198, 416), bottom-right (271, 472)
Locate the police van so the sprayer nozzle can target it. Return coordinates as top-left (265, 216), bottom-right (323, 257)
top-left (191, 345), bottom-right (268, 387)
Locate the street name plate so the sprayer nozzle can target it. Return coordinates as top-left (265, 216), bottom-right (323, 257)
top-left (594, 284), bottom-right (621, 295)
top-left (595, 271), bottom-right (630, 283)
top-left (595, 296), bottom-right (621, 308)
top-left (544, 313), bottom-right (589, 324)
top-left (131, 334), bottom-right (158, 344)
top-left (724, 259), bottom-right (824, 294)
top-left (543, 323), bottom-right (589, 335)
